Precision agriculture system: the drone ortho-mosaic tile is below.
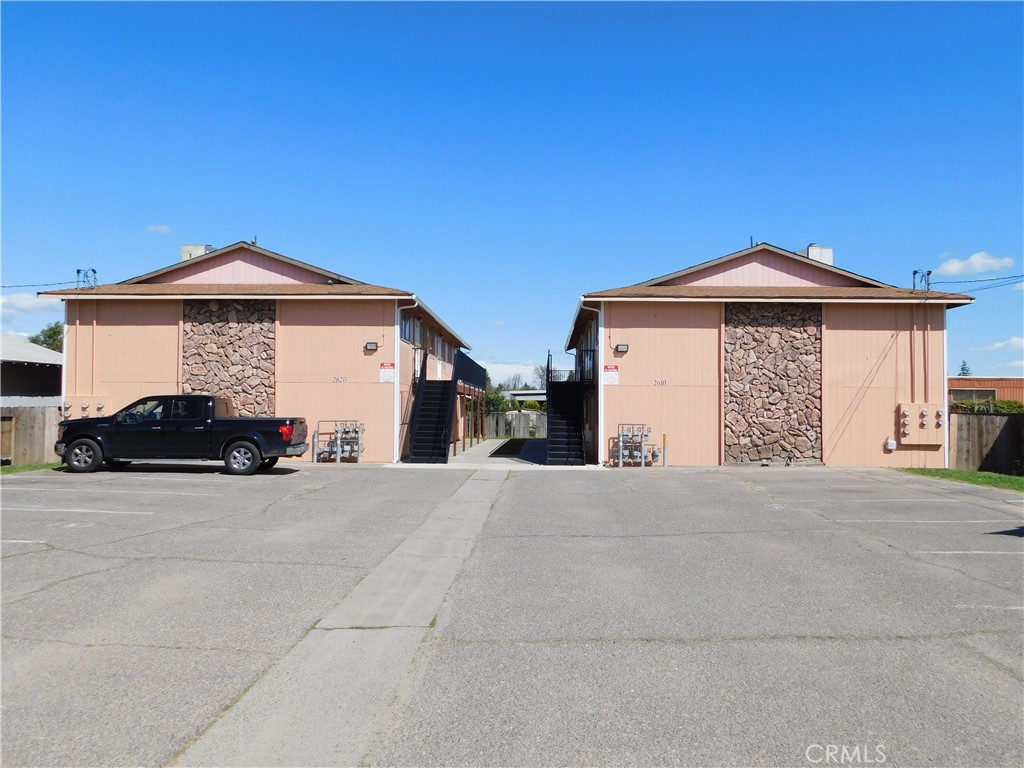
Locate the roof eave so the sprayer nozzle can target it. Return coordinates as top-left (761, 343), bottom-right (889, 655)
top-left (404, 295), bottom-right (471, 350)
top-left (582, 294), bottom-right (974, 306)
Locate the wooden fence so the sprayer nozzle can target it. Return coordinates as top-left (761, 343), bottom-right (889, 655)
top-left (949, 413), bottom-right (1024, 475)
top-left (486, 411), bottom-right (547, 439)
top-left (1, 406), bottom-right (61, 466)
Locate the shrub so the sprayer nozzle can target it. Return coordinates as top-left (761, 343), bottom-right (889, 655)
top-left (949, 399), bottom-right (1024, 414)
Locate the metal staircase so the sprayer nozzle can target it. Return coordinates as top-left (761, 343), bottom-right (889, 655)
top-left (545, 350), bottom-right (590, 466)
top-left (406, 349), bottom-right (486, 464)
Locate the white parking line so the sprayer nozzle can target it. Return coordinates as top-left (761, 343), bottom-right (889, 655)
top-left (2, 539), bottom-right (47, 544)
top-left (956, 604), bottom-right (1024, 610)
top-left (2, 507), bottom-right (154, 516)
top-left (915, 550), bottom-right (1023, 555)
top-left (837, 519), bottom-right (1015, 523)
top-left (4, 488), bottom-right (221, 497)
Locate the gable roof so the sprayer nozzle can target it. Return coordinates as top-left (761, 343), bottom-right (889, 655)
top-left (120, 241), bottom-right (365, 285)
top-left (40, 242), bottom-right (472, 349)
top-left (635, 243), bottom-right (891, 289)
top-left (564, 243), bottom-right (975, 350)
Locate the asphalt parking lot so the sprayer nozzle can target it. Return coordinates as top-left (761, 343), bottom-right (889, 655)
top-left (2, 457), bottom-right (1022, 767)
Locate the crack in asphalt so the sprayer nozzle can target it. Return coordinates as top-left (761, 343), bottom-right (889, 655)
top-left (1, 633), bottom-right (278, 657)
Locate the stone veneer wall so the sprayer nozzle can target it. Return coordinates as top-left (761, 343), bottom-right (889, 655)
top-left (723, 303), bottom-right (822, 463)
top-left (182, 300), bottom-right (276, 417)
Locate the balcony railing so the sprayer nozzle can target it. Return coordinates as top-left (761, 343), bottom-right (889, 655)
top-left (547, 350), bottom-right (595, 385)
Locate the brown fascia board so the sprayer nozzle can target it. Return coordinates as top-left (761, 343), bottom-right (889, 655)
top-left (404, 296), bottom-right (472, 351)
top-left (632, 243), bottom-right (893, 289)
top-left (39, 283), bottom-right (473, 351)
top-left (582, 286), bottom-right (973, 304)
top-left (564, 287), bottom-right (974, 351)
top-left (41, 283), bottom-right (409, 297)
top-left (118, 241), bottom-right (366, 285)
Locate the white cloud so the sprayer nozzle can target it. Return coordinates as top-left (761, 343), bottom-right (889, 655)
top-left (970, 336), bottom-right (1024, 353)
top-left (478, 361), bottom-right (538, 386)
top-left (1014, 282), bottom-right (1023, 291)
top-left (934, 251), bottom-right (1013, 277)
top-left (992, 360), bottom-right (1024, 370)
top-left (494, 319), bottom-right (507, 327)
top-left (148, 225), bottom-right (172, 234)
top-left (1, 292), bottom-right (62, 321)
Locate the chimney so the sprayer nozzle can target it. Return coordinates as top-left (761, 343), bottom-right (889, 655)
top-left (181, 244), bottom-right (214, 261)
top-left (797, 243), bottom-right (834, 265)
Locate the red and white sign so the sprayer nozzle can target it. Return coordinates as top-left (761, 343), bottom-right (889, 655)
top-left (603, 364), bottom-right (619, 385)
top-left (379, 362), bottom-right (396, 382)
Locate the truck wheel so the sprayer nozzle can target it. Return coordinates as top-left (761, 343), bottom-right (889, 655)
top-left (66, 439), bottom-right (103, 473)
top-left (225, 441), bottom-right (261, 475)
top-left (258, 457), bottom-right (279, 471)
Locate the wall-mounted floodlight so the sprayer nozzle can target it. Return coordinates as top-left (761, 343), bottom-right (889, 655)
top-left (365, 342), bottom-right (379, 351)
top-left (615, 344), bottom-right (629, 353)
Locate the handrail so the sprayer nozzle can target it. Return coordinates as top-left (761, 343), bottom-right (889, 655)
top-left (406, 346), bottom-right (430, 457)
top-left (439, 350), bottom-right (487, 458)
top-left (549, 349), bottom-right (595, 384)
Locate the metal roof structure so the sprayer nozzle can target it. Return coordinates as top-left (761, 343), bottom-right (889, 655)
top-left (1, 333), bottom-right (63, 366)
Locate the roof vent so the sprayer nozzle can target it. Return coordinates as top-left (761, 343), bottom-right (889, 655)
top-left (181, 244), bottom-right (214, 261)
top-left (797, 243), bottom-right (834, 265)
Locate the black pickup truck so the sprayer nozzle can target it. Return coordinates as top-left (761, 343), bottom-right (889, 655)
top-left (55, 395), bottom-right (309, 475)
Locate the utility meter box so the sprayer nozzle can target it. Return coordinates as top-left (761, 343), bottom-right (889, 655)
top-left (896, 403), bottom-right (945, 446)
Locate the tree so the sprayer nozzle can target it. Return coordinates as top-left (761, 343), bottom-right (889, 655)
top-left (29, 321), bottom-right (63, 352)
top-left (502, 373), bottom-right (524, 390)
top-left (958, 360), bottom-right (972, 376)
top-left (485, 387), bottom-right (510, 413)
top-left (532, 364), bottom-right (546, 388)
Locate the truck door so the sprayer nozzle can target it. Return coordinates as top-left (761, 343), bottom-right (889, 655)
top-left (162, 397), bottom-right (211, 457)
top-left (108, 397), bottom-right (170, 458)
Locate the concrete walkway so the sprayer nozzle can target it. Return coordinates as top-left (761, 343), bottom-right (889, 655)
top-left (434, 438), bottom-right (597, 470)
top-left (175, 468), bottom-right (509, 766)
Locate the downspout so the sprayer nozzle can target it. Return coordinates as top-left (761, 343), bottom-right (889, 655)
top-left (395, 296), bottom-right (419, 463)
top-left (578, 302), bottom-right (602, 465)
top-left (61, 301), bottom-right (68, 418)
top-left (942, 306), bottom-right (949, 469)
top-left (913, 305), bottom-right (921, 405)
top-left (923, 305), bottom-right (930, 403)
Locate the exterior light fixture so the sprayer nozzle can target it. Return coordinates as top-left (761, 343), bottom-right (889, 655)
top-left (615, 344), bottom-right (629, 353)
top-left (365, 342), bottom-right (379, 351)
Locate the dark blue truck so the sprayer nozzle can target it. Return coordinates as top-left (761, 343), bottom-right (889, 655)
top-left (55, 394), bottom-right (308, 475)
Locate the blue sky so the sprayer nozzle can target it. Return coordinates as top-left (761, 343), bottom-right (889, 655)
top-left (3, 1), bottom-right (1022, 382)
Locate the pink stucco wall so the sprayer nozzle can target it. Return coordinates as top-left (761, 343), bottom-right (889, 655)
top-left (591, 298), bottom-right (951, 468)
top-left (148, 248), bottom-right (330, 285)
top-left (659, 251), bottom-right (864, 288)
top-left (822, 303), bottom-right (947, 468)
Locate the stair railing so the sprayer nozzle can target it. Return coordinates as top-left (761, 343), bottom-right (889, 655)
top-left (439, 350), bottom-right (487, 459)
top-left (406, 346), bottom-right (431, 458)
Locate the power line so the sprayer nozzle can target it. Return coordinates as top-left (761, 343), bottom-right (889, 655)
top-left (966, 277), bottom-right (1024, 292)
top-left (1, 280), bottom-right (78, 289)
top-left (931, 274), bottom-right (1024, 285)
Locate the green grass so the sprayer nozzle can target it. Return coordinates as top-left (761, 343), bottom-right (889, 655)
top-left (900, 468), bottom-right (1024, 492)
top-left (1, 461), bottom-right (62, 476)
